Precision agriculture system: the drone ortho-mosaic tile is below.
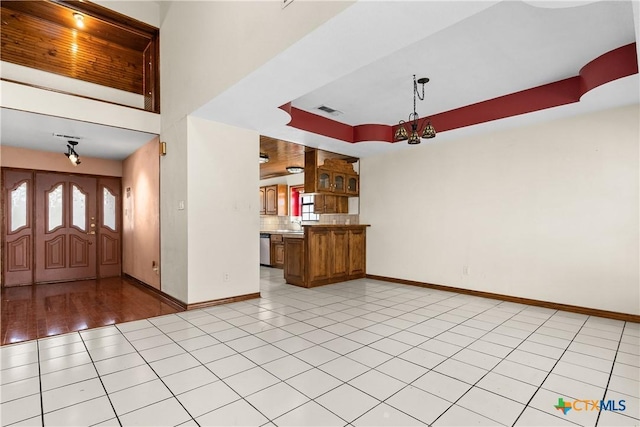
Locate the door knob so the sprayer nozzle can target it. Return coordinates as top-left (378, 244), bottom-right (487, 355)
top-left (87, 231), bottom-right (96, 235)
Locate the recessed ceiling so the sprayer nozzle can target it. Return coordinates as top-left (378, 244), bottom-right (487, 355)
top-left (194, 0), bottom-right (639, 158)
top-left (0, 108), bottom-right (157, 160)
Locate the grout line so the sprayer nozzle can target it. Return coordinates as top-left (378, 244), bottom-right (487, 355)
top-left (78, 331), bottom-right (123, 427)
top-left (37, 340), bottom-right (45, 427)
top-left (594, 321), bottom-right (626, 427)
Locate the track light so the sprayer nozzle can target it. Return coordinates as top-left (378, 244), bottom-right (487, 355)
top-left (65, 141), bottom-right (81, 166)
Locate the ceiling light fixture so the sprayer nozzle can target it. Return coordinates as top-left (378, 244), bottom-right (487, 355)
top-left (394, 75), bottom-right (436, 144)
top-left (259, 153), bottom-right (269, 163)
top-left (65, 141), bottom-right (81, 166)
top-left (73, 12), bottom-right (84, 28)
top-left (286, 166), bottom-right (304, 174)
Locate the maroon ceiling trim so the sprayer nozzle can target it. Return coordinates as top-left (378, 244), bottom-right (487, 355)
top-left (279, 43), bottom-right (638, 144)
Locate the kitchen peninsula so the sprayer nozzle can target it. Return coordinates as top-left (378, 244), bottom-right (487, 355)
top-left (284, 224), bottom-right (368, 288)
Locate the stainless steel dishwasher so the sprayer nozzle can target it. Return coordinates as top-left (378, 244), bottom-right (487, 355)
top-left (260, 233), bottom-right (271, 266)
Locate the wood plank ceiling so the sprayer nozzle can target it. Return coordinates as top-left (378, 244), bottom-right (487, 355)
top-left (1, 0), bottom-right (159, 111)
top-left (260, 135), bottom-right (358, 180)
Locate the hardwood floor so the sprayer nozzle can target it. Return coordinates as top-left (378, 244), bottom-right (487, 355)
top-left (1, 277), bottom-right (182, 346)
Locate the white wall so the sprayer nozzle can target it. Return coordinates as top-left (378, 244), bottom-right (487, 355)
top-left (260, 174), bottom-right (304, 188)
top-left (361, 105), bottom-right (639, 315)
top-left (159, 1), bottom-right (352, 303)
top-left (187, 116), bottom-right (259, 304)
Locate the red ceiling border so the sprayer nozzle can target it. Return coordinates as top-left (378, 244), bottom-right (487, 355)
top-left (279, 43), bottom-right (638, 144)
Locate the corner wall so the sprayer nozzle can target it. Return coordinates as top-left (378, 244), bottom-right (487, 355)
top-left (360, 105), bottom-right (639, 315)
top-left (187, 116), bottom-right (259, 304)
top-left (122, 138), bottom-right (160, 289)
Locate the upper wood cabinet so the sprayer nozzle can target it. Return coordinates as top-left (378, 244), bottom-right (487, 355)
top-left (305, 151), bottom-right (359, 196)
top-left (260, 184), bottom-right (288, 216)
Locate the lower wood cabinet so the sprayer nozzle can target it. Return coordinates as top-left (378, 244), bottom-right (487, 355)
top-left (270, 234), bottom-right (285, 269)
top-left (284, 225), bottom-right (368, 288)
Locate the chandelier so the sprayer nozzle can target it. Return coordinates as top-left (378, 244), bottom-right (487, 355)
top-left (394, 75), bottom-right (436, 144)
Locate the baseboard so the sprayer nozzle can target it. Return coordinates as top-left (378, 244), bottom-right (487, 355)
top-left (186, 292), bottom-right (261, 310)
top-left (123, 274), bottom-right (187, 311)
top-left (365, 274), bottom-right (640, 323)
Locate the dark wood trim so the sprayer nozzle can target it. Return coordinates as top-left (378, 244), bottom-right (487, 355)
top-left (366, 274), bottom-right (640, 323)
top-left (186, 293), bottom-right (261, 311)
top-left (1, 79), bottom-right (153, 114)
top-left (123, 273), bottom-right (186, 311)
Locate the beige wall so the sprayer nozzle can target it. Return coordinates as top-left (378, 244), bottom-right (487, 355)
top-left (361, 104), bottom-right (639, 315)
top-left (0, 145), bottom-right (122, 176)
top-left (122, 138), bottom-right (160, 289)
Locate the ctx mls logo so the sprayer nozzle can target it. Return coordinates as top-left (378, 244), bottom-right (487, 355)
top-left (554, 397), bottom-right (626, 415)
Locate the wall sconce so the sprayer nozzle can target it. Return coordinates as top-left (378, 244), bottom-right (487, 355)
top-left (65, 141), bottom-right (81, 166)
top-left (159, 141), bottom-right (167, 156)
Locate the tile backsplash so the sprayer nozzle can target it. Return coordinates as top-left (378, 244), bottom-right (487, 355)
top-left (260, 214), bottom-right (359, 231)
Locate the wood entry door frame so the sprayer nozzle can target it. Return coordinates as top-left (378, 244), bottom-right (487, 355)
top-left (2, 168), bottom-right (123, 287)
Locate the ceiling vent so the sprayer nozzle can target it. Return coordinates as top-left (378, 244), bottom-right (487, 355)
top-left (316, 105), bottom-right (343, 117)
top-left (53, 133), bottom-right (81, 140)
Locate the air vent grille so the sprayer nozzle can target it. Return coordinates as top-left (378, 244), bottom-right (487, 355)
top-left (316, 105), bottom-right (343, 116)
top-left (53, 133), bottom-right (81, 140)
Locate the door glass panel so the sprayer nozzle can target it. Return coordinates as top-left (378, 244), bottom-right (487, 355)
top-left (10, 182), bottom-right (28, 232)
top-left (48, 184), bottom-right (63, 231)
top-left (334, 175), bottom-right (344, 191)
top-left (72, 185), bottom-right (86, 231)
top-left (319, 173), bottom-right (330, 190)
top-left (103, 187), bottom-right (116, 230)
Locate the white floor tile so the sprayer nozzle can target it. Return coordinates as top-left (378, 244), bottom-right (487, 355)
top-left (40, 363), bottom-right (98, 392)
top-left (433, 404), bottom-right (503, 426)
top-left (0, 363), bottom-right (39, 386)
top-left (246, 382), bottom-right (310, 420)
top-left (0, 394), bottom-right (41, 425)
top-left (294, 345), bottom-right (340, 366)
top-left (457, 386), bottom-right (525, 425)
top-left (529, 388), bottom-right (599, 427)
top-left (42, 377), bottom-right (106, 413)
top-left (452, 348), bottom-right (502, 370)
top-left (205, 353), bottom-right (257, 379)
top-left (597, 409), bottom-right (640, 426)
top-left (139, 342), bottom-right (185, 363)
top-left (273, 336), bottom-right (316, 353)
top-left (346, 346), bottom-right (392, 368)
top-left (492, 360), bottom-right (547, 386)
top-left (0, 376), bottom-right (40, 402)
top-left (224, 366), bottom-right (280, 397)
top-left (88, 343), bottom-right (135, 362)
top-left (353, 403), bottom-right (425, 426)
top-left (38, 351), bottom-right (92, 374)
top-left (412, 371), bottom-right (472, 403)
top-left (190, 342), bottom-right (236, 364)
top-left (254, 327), bottom-right (294, 343)
top-left (109, 379), bottom-right (172, 415)
top-left (321, 337), bottom-right (364, 355)
top-left (43, 396), bottom-right (115, 426)
top-left (225, 335), bottom-right (268, 353)
top-left (552, 361), bottom-right (610, 388)
top-left (476, 372), bottom-right (537, 404)
top-left (118, 397), bottom-right (192, 426)
top-left (368, 338), bottom-right (412, 356)
top-left (319, 356), bottom-right (370, 382)
top-left (168, 330), bottom-right (209, 346)
top-left (162, 365), bottom-right (219, 395)
top-left (419, 339), bottom-right (463, 358)
top-left (123, 326), bottom-right (163, 342)
top-left (604, 389), bottom-right (640, 420)
top-left (514, 407), bottom-right (575, 426)
top-left (386, 386), bottom-right (451, 425)
top-left (316, 384), bottom-right (379, 423)
top-left (262, 355), bottom-right (313, 380)
top-left (149, 353), bottom-right (201, 377)
top-left (39, 333), bottom-right (81, 349)
top-left (39, 342), bottom-right (86, 361)
top-left (349, 369), bottom-right (406, 401)
top-left (176, 381), bottom-right (240, 418)
top-left (541, 373), bottom-right (605, 399)
top-left (196, 399), bottom-right (269, 426)
top-left (375, 357), bottom-right (428, 384)
top-left (433, 359), bottom-right (488, 385)
top-left (517, 340), bottom-right (564, 359)
top-left (286, 368), bottom-right (342, 399)
top-left (608, 375), bottom-right (640, 399)
top-left (274, 400), bottom-right (347, 426)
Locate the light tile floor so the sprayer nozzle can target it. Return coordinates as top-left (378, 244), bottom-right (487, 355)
top-left (1, 267), bottom-right (639, 426)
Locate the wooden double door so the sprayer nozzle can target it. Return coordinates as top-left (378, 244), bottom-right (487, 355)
top-left (3, 169), bottom-right (121, 286)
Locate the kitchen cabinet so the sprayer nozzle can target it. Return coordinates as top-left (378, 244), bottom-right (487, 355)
top-left (270, 234), bottom-right (285, 269)
top-left (313, 194), bottom-right (348, 214)
top-left (305, 151), bottom-right (359, 197)
top-left (284, 225), bottom-right (368, 288)
top-left (259, 184), bottom-right (288, 216)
